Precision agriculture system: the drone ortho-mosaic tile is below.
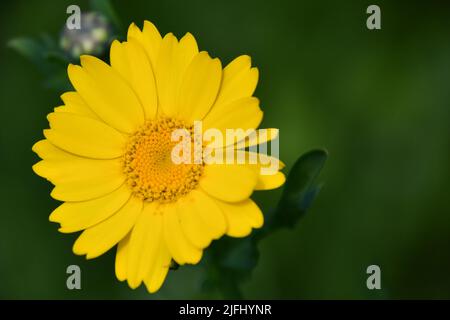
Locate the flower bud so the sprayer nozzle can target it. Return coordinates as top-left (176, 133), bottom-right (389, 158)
top-left (60, 12), bottom-right (113, 59)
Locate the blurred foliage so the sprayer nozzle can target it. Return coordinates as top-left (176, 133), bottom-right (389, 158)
top-left (8, 35), bottom-right (70, 90)
top-left (0, 0), bottom-right (449, 299)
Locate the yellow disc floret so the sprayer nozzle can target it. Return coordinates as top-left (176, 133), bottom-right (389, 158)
top-left (123, 118), bottom-right (203, 202)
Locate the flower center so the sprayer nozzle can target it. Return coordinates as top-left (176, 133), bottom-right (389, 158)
top-left (123, 118), bottom-right (203, 203)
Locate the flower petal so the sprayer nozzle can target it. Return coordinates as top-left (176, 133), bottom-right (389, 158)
top-left (33, 155), bottom-right (125, 202)
top-left (212, 55), bottom-right (258, 110)
top-left (255, 171), bottom-right (286, 190)
top-left (178, 52), bottom-right (222, 122)
top-left (242, 128), bottom-right (279, 148)
top-left (109, 40), bottom-right (130, 79)
top-left (73, 196), bottom-right (143, 259)
top-left (49, 179), bottom-right (125, 202)
top-left (199, 164), bottom-right (257, 202)
top-left (163, 203), bottom-right (202, 265)
top-left (44, 112), bottom-right (126, 159)
top-left (33, 142), bottom-right (126, 201)
top-left (127, 202), bottom-right (163, 289)
top-left (177, 189), bottom-right (226, 248)
top-left (203, 127), bottom-right (279, 150)
top-left (144, 240), bottom-right (171, 293)
top-left (203, 97), bottom-right (262, 132)
top-left (33, 156), bottom-right (122, 184)
top-left (176, 33), bottom-right (199, 76)
top-left (59, 91), bottom-right (100, 120)
top-left (127, 21), bottom-right (162, 70)
top-left (236, 151), bottom-right (285, 190)
top-left (154, 33), bottom-right (178, 117)
top-left (110, 40), bottom-right (158, 119)
top-left (68, 56), bottom-right (144, 133)
top-left (215, 198), bottom-right (264, 237)
top-left (49, 184), bottom-right (131, 233)
top-left (154, 33), bottom-right (198, 117)
top-left (32, 139), bottom-right (72, 160)
top-left (115, 233), bottom-right (131, 282)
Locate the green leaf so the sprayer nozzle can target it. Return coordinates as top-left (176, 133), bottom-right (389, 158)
top-left (274, 149), bottom-right (327, 229)
top-left (90, 0), bottom-right (123, 32)
top-left (9, 34), bottom-right (72, 90)
top-left (38, 33), bottom-right (57, 50)
top-left (8, 35), bottom-right (68, 73)
top-left (45, 51), bottom-right (70, 65)
top-left (7, 37), bottom-right (46, 68)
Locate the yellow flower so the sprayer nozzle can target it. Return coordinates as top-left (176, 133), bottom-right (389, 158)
top-left (32, 21), bottom-right (285, 293)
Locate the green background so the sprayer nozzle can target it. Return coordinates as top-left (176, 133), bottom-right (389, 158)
top-left (0, 0), bottom-right (449, 299)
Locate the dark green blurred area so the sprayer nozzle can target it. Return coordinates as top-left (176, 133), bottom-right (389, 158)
top-left (0, 0), bottom-right (449, 299)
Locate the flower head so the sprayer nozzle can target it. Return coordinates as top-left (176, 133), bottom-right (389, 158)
top-left (33, 21), bottom-right (285, 293)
